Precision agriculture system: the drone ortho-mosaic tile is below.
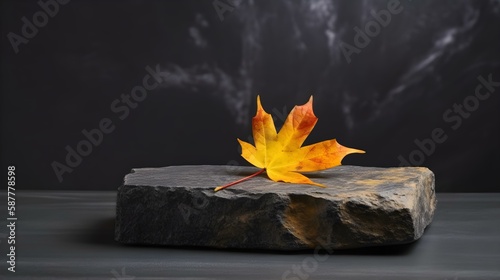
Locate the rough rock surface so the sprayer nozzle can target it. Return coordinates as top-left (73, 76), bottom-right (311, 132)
top-left (115, 165), bottom-right (436, 250)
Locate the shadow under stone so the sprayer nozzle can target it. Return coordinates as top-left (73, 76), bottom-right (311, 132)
top-left (73, 217), bottom-right (117, 246)
top-left (113, 238), bottom-right (419, 256)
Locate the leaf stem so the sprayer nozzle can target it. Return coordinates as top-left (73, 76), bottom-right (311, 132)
top-left (214, 168), bottom-right (266, 192)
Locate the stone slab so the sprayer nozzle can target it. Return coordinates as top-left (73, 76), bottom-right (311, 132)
top-left (115, 165), bottom-right (436, 250)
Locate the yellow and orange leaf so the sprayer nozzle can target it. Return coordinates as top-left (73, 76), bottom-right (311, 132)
top-left (214, 96), bottom-right (365, 191)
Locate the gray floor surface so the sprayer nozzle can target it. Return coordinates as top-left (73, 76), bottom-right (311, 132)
top-left (0, 192), bottom-right (499, 279)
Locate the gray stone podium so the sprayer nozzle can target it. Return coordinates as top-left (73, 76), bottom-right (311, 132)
top-left (115, 165), bottom-right (436, 250)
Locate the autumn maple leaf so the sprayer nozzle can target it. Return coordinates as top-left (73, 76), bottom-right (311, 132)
top-left (214, 96), bottom-right (365, 191)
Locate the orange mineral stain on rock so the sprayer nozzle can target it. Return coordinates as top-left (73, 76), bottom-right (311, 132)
top-left (355, 179), bottom-right (386, 186)
top-left (282, 195), bottom-right (328, 247)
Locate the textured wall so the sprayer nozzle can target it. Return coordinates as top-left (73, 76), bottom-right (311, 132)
top-left (1, 0), bottom-right (499, 191)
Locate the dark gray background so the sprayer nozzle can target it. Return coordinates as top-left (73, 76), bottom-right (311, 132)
top-left (1, 0), bottom-right (499, 192)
